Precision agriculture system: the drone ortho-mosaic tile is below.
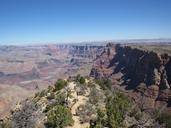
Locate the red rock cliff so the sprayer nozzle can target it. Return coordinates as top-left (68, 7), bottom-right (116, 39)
top-left (90, 44), bottom-right (171, 110)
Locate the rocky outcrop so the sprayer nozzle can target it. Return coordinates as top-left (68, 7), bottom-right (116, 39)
top-left (90, 44), bottom-right (171, 109)
top-left (113, 45), bottom-right (171, 89)
top-left (90, 43), bottom-right (116, 78)
top-left (10, 100), bottom-right (44, 128)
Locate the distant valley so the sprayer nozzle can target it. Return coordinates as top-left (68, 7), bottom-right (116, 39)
top-left (0, 44), bottom-right (102, 118)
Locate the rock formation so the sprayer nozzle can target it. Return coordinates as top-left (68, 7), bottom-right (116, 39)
top-left (90, 44), bottom-right (171, 110)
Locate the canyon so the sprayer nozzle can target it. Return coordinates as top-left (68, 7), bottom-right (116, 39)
top-left (0, 41), bottom-right (171, 127)
top-left (0, 44), bottom-right (102, 118)
top-left (90, 43), bottom-right (171, 111)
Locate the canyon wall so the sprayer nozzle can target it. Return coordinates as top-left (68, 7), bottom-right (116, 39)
top-left (90, 44), bottom-right (171, 110)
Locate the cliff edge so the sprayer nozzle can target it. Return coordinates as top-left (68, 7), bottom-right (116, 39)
top-left (90, 44), bottom-right (171, 110)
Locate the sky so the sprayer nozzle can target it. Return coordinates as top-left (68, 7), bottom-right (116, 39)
top-left (0, 0), bottom-right (171, 45)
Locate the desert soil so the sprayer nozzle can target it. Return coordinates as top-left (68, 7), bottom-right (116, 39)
top-left (66, 82), bottom-right (90, 128)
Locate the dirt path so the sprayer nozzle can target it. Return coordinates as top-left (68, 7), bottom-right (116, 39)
top-left (66, 82), bottom-right (90, 128)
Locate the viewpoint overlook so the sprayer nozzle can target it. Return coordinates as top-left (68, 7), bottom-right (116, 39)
top-left (0, 41), bottom-right (171, 128)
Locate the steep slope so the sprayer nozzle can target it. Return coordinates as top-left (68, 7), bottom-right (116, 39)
top-left (1, 76), bottom-right (160, 128)
top-left (0, 84), bottom-right (36, 119)
top-left (90, 44), bottom-right (171, 110)
top-left (0, 77), bottom-right (106, 128)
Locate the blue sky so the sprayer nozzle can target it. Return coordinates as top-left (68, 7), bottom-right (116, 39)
top-left (0, 0), bottom-right (171, 45)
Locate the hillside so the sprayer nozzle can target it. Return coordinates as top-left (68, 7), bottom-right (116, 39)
top-left (1, 76), bottom-right (164, 128)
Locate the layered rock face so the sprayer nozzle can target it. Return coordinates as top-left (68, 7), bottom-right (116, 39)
top-left (90, 43), bottom-right (116, 78)
top-left (114, 45), bottom-right (171, 89)
top-left (69, 45), bottom-right (103, 59)
top-left (90, 44), bottom-right (171, 110)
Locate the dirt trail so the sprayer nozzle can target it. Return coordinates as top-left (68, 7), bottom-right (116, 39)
top-left (67, 82), bottom-right (90, 128)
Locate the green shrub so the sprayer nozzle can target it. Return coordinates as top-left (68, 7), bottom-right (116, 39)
top-left (55, 92), bottom-right (67, 105)
top-left (34, 89), bottom-right (47, 100)
top-left (90, 109), bottom-right (107, 128)
top-left (76, 83), bottom-right (87, 96)
top-left (54, 79), bottom-right (67, 91)
top-left (89, 87), bottom-right (105, 105)
top-left (104, 79), bottom-right (112, 89)
top-left (75, 74), bottom-right (81, 82)
top-left (44, 92), bottom-right (67, 113)
top-left (75, 74), bottom-right (85, 84)
top-left (97, 109), bottom-right (108, 126)
top-left (79, 76), bottom-right (85, 84)
top-left (95, 78), bottom-right (112, 90)
top-left (46, 105), bottom-right (74, 128)
top-left (129, 107), bottom-right (142, 121)
top-left (157, 112), bottom-right (171, 128)
top-left (106, 93), bottom-right (130, 128)
top-left (47, 86), bottom-right (54, 92)
top-left (97, 109), bottom-right (105, 119)
top-left (39, 89), bottom-right (47, 97)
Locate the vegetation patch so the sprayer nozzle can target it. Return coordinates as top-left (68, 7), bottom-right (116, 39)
top-left (0, 76), bottom-right (166, 128)
top-left (95, 78), bottom-right (112, 90)
top-left (45, 105), bottom-right (74, 128)
top-left (106, 93), bottom-right (130, 128)
top-left (75, 74), bottom-right (86, 84)
top-left (157, 112), bottom-right (171, 128)
top-left (54, 79), bottom-right (67, 91)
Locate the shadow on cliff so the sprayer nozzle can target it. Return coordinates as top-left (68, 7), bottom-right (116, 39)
top-left (109, 54), bottom-right (143, 90)
top-left (108, 45), bottom-right (159, 90)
